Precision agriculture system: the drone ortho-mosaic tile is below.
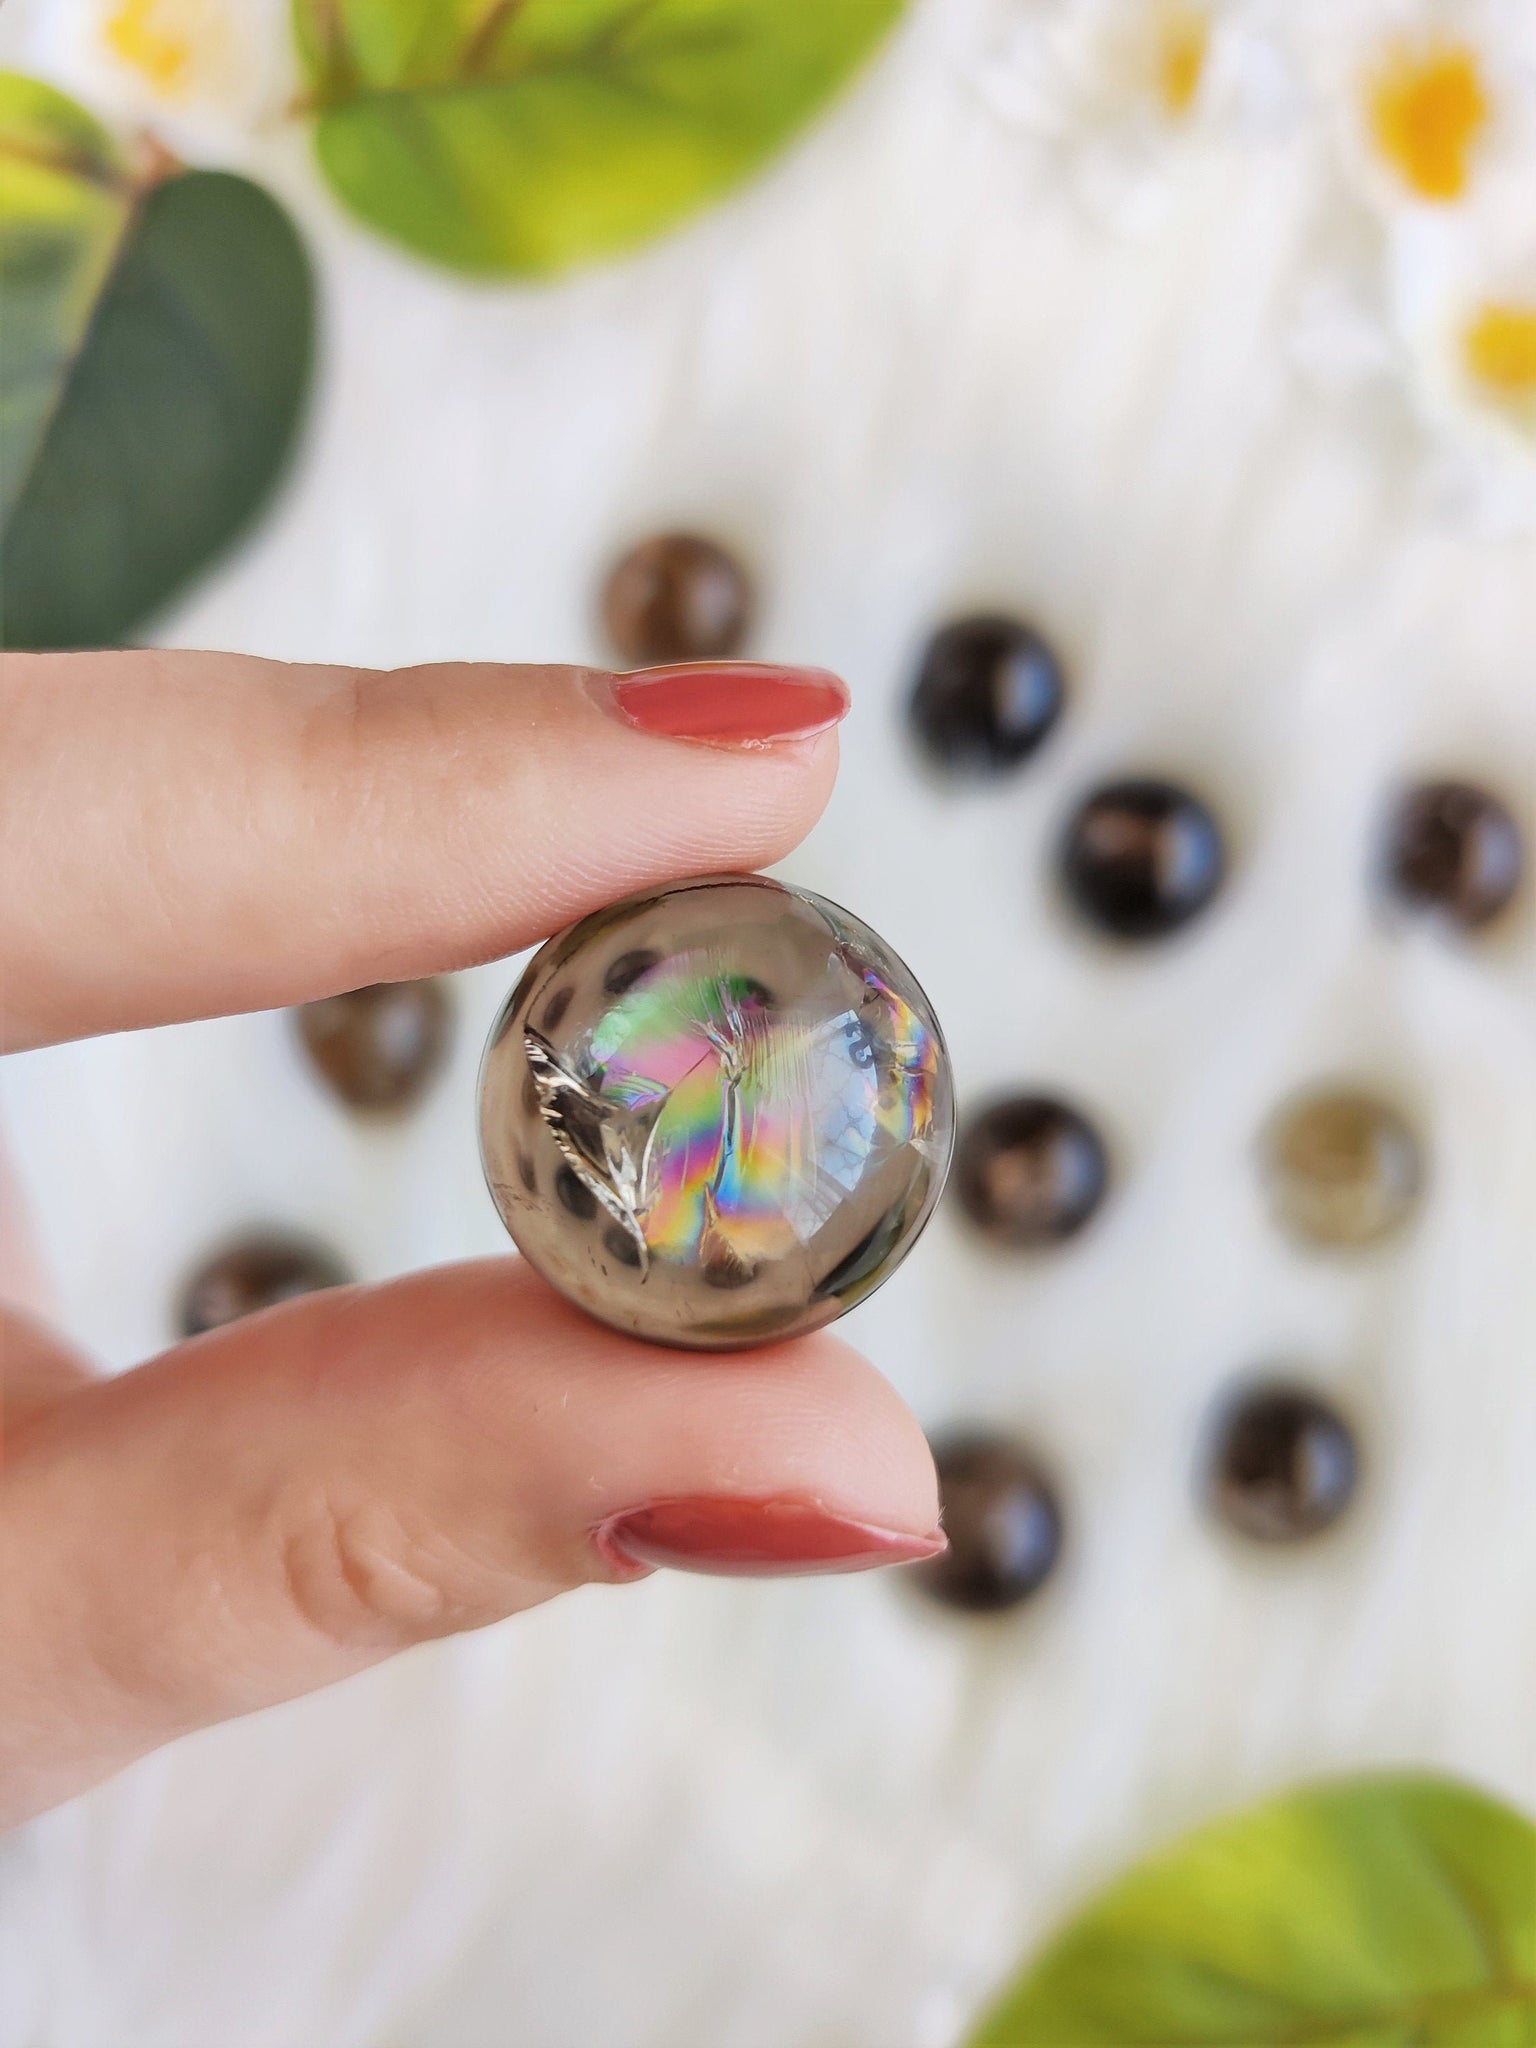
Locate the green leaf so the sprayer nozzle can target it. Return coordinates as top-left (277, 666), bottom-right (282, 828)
top-left (1, 77), bottom-right (314, 650)
top-left (968, 1775), bottom-right (1536, 2048)
top-left (0, 75), bottom-right (132, 530)
top-left (294, 0), bottom-right (904, 274)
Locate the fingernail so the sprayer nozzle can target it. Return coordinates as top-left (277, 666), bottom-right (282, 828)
top-left (595, 1496), bottom-right (947, 1578)
top-left (596, 663), bottom-right (850, 749)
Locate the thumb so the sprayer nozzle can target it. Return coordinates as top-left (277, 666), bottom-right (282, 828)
top-left (0, 1261), bottom-right (941, 1828)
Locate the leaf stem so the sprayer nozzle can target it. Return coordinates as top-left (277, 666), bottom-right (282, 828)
top-left (461, 0), bottom-right (531, 78)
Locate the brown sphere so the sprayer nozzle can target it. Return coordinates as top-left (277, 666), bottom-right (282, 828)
top-left (1386, 779), bottom-right (1523, 930)
top-left (915, 1432), bottom-right (1063, 1612)
top-left (295, 979), bottom-right (452, 1114)
top-left (1060, 778), bottom-right (1226, 940)
top-left (178, 1232), bottom-right (351, 1338)
top-left (1207, 1383), bottom-right (1359, 1543)
top-left (954, 1095), bottom-right (1108, 1247)
top-left (601, 533), bottom-right (751, 667)
top-left (1261, 1087), bottom-right (1423, 1248)
top-left (908, 615), bottom-right (1065, 777)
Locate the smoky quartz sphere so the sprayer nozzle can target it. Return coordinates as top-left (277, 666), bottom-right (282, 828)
top-left (1208, 1383), bottom-right (1359, 1543)
top-left (918, 1432), bottom-right (1063, 1612)
top-left (479, 876), bottom-right (955, 1349)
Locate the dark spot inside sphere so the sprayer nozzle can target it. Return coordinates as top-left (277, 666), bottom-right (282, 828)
top-left (555, 1166), bottom-right (598, 1220)
top-left (603, 949), bottom-right (663, 998)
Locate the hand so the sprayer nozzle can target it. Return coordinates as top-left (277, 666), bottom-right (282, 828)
top-left (0, 649), bottom-right (942, 1830)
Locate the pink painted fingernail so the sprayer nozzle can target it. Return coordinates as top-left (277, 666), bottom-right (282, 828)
top-left (595, 1496), bottom-right (946, 1578)
top-left (597, 663), bottom-right (850, 749)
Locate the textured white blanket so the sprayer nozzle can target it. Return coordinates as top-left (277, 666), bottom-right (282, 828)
top-left (2, 2), bottom-right (1534, 2042)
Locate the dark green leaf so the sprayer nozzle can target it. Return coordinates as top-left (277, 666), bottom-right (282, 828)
top-left (968, 1775), bottom-right (1536, 2048)
top-left (294, 0), bottom-right (904, 274)
top-left (1, 77), bottom-right (315, 650)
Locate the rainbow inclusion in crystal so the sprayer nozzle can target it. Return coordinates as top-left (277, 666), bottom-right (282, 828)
top-left (479, 877), bottom-right (953, 1349)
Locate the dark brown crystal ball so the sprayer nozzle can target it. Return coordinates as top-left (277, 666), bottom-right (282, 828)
top-left (601, 533), bottom-right (751, 667)
top-left (178, 1232), bottom-right (352, 1338)
top-left (1261, 1087), bottom-right (1423, 1248)
top-left (1386, 779), bottom-right (1524, 930)
top-left (955, 1095), bottom-right (1108, 1247)
top-left (1207, 1383), bottom-right (1359, 1542)
top-left (916, 1433), bottom-right (1064, 1612)
top-left (909, 615), bottom-right (1065, 776)
top-left (1061, 778), bottom-right (1226, 939)
top-left (295, 979), bottom-right (452, 1114)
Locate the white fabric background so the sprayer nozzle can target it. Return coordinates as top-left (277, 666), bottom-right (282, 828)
top-left (2, 2), bottom-right (1534, 2043)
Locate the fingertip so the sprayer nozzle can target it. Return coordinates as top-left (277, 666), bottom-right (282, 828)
top-left (760, 1323), bottom-right (942, 1530)
top-left (729, 721), bottom-right (842, 866)
top-left (370, 1262), bottom-right (937, 1553)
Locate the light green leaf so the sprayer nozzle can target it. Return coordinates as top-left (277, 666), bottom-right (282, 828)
top-left (0, 77), bottom-right (314, 649)
top-left (968, 1775), bottom-right (1536, 2048)
top-left (0, 74), bottom-right (132, 527)
top-left (294, 0), bottom-right (905, 274)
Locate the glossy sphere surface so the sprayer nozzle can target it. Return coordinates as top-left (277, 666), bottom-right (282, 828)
top-left (296, 979), bottom-right (452, 1113)
top-left (1386, 779), bottom-right (1523, 929)
top-left (1261, 1087), bottom-right (1423, 1248)
top-left (479, 877), bottom-right (953, 1349)
top-left (179, 1232), bottom-right (351, 1338)
top-left (1208, 1383), bottom-right (1359, 1542)
top-left (916, 1433), bottom-right (1063, 1612)
top-left (1061, 777), bottom-right (1226, 939)
top-left (955, 1094), bottom-right (1108, 1246)
top-left (601, 532), bottom-right (751, 666)
top-left (909, 615), bottom-right (1064, 776)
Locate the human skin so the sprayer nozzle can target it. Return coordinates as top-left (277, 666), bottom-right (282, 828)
top-left (0, 650), bottom-right (942, 1831)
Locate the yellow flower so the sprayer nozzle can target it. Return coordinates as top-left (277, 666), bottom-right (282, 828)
top-left (1155, 1), bottom-right (1210, 120)
top-left (1366, 40), bottom-right (1489, 202)
top-left (103, 0), bottom-right (229, 101)
top-left (1464, 302), bottom-right (1536, 424)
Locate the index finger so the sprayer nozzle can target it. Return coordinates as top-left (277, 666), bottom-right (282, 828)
top-left (0, 649), bottom-right (845, 1048)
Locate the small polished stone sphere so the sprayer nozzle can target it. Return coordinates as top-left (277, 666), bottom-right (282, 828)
top-left (955, 1095), bottom-right (1108, 1247)
top-left (1386, 779), bottom-right (1523, 930)
top-left (1207, 1383), bottom-right (1359, 1543)
top-left (479, 875), bottom-right (954, 1349)
top-left (1261, 1086), bottom-right (1423, 1248)
top-left (915, 1432), bottom-right (1063, 1612)
top-left (1060, 778), bottom-right (1226, 939)
top-left (179, 1232), bottom-right (352, 1338)
top-left (909, 615), bottom-right (1065, 776)
top-left (601, 533), bottom-right (751, 666)
top-left (296, 979), bottom-right (452, 1113)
